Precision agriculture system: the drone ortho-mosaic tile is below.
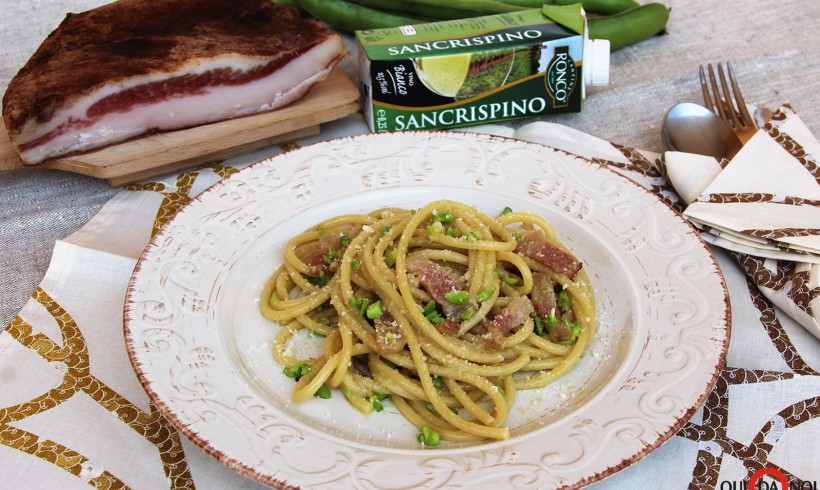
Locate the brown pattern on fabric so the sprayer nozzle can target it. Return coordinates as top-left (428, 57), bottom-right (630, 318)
top-left (207, 163), bottom-right (240, 180)
top-left (733, 252), bottom-right (817, 324)
top-left (678, 368), bottom-right (817, 488)
top-left (700, 193), bottom-right (819, 206)
top-left (692, 221), bottom-right (714, 234)
top-left (655, 152), bottom-right (670, 182)
top-left (741, 227), bottom-right (820, 239)
top-left (678, 370), bottom-right (730, 488)
top-left (0, 425), bottom-right (127, 488)
top-left (764, 105), bottom-right (820, 183)
top-left (0, 288), bottom-right (195, 489)
top-left (607, 143), bottom-right (661, 178)
top-left (593, 143), bottom-right (685, 213)
top-left (743, 270), bottom-right (819, 376)
top-left (770, 396), bottom-right (820, 436)
top-left (126, 170), bottom-right (200, 238)
top-left (279, 141), bottom-right (301, 153)
top-left (787, 269), bottom-right (818, 319)
top-left (677, 237), bottom-right (820, 486)
top-left (746, 397), bottom-right (820, 482)
top-left (734, 253), bottom-right (795, 290)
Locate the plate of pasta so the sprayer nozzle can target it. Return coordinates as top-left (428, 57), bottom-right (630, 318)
top-left (124, 131), bottom-right (730, 489)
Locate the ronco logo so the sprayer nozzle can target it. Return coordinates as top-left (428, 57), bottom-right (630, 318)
top-left (545, 46), bottom-right (577, 108)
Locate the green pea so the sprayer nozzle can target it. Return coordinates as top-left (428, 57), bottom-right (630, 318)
top-left (366, 300), bottom-right (384, 319)
top-left (476, 287), bottom-right (496, 303)
top-left (384, 249), bottom-right (397, 268)
top-left (502, 276), bottom-right (519, 286)
top-left (423, 300), bottom-right (444, 324)
top-left (417, 425), bottom-right (441, 446)
top-left (283, 363), bottom-right (310, 380)
top-left (444, 290), bottom-right (469, 305)
top-left (558, 290), bottom-right (572, 311)
top-left (369, 393), bottom-right (388, 412)
top-left (314, 383), bottom-right (332, 399)
top-left (460, 307), bottom-right (476, 321)
top-left (432, 210), bottom-right (455, 223)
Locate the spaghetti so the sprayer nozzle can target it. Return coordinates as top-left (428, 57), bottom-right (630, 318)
top-left (260, 200), bottom-right (595, 443)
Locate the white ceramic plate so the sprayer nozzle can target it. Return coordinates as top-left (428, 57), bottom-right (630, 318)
top-left (124, 131), bottom-right (730, 489)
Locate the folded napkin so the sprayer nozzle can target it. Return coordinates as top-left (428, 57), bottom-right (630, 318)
top-left (667, 104), bottom-right (820, 260)
top-left (663, 104), bottom-right (820, 339)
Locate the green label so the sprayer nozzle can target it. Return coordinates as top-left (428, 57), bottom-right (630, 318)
top-left (546, 46), bottom-right (577, 108)
top-left (371, 73), bottom-right (582, 131)
top-left (356, 9), bottom-right (578, 60)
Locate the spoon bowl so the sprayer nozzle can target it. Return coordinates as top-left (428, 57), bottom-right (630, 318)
top-left (661, 102), bottom-right (743, 160)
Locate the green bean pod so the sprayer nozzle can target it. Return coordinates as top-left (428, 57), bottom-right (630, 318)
top-left (350, 0), bottom-right (526, 21)
top-left (587, 2), bottom-right (669, 50)
top-left (293, 0), bottom-right (429, 32)
top-left (499, 0), bottom-right (640, 16)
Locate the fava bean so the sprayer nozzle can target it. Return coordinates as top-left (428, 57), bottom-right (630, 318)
top-left (501, 0), bottom-right (640, 16)
top-left (350, 0), bottom-right (526, 21)
top-left (587, 2), bottom-right (669, 50)
top-left (293, 0), bottom-right (428, 32)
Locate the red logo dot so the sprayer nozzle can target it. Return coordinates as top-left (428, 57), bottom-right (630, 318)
top-left (749, 468), bottom-right (788, 490)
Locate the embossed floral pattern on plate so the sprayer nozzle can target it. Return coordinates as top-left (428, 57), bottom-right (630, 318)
top-left (124, 131), bottom-right (730, 489)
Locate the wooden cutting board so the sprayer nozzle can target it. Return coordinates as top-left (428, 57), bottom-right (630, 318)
top-left (0, 69), bottom-right (360, 186)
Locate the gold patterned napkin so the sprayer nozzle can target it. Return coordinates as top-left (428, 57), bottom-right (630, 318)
top-left (663, 104), bottom-right (820, 339)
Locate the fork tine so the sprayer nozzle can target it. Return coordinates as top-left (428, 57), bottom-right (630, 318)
top-left (727, 62), bottom-right (754, 128)
top-left (707, 64), bottom-right (730, 123)
top-left (699, 65), bottom-right (715, 113)
top-left (697, 62), bottom-right (758, 144)
top-left (716, 63), bottom-right (741, 128)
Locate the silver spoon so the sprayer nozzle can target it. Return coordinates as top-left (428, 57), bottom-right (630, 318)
top-left (661, 102), bottom-right (743, 160)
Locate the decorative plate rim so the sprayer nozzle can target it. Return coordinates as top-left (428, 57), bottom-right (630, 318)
top-left (124, 130), bottom-right (731, 490)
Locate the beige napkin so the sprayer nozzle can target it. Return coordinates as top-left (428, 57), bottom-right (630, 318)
top-left (664, 104), bottom-right (820, 339)
top-left (667, 104), bottom-right (820, 260)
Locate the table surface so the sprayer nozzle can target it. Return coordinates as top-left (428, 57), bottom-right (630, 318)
top-left (1, 1), bottom-right (819, 488)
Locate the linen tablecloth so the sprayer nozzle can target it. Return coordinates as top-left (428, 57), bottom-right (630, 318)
top-left (2, 0), bottom-right (819, 488)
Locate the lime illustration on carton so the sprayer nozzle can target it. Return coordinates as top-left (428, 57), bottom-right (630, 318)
top-left (356, 6), bottom-right (610, 132)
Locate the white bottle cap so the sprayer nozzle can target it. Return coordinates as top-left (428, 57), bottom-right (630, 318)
top-left (584, 39), bottom-right (610, 86)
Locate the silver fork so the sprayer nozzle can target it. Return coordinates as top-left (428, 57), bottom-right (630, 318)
top-left (699, 63), bottom-right (757, 144)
